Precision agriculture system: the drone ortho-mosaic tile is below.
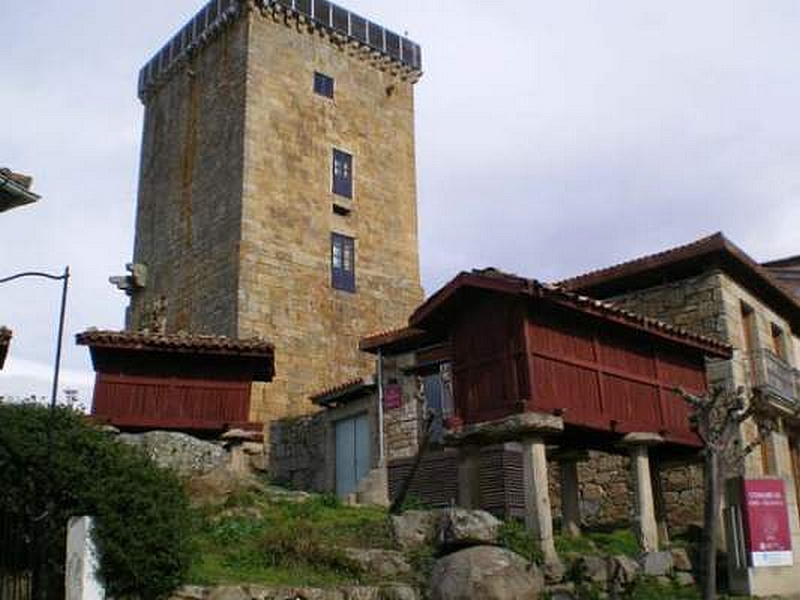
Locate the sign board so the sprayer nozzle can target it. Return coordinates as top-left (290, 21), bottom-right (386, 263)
top-left (383, 384), bottom-right (403, 410)
top-left (742, 479), bottom-right (793, 567)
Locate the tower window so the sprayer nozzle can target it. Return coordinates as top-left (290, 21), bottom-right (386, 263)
top-left (331, 233), bottom-right (355, 292)
top-left (314, 72), bottom-right (334, 98)
top-left (332, 149), bottom-right (353, 198)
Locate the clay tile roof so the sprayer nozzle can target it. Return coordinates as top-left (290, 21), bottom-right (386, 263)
top-left (310, 376), bottom-right (376, 407)
top-left (0, 327), bottom-right (11, 370)
top-left (559, 232), bottom-right (800, 333)
top-left (359, 325), bottom-right (432, 354)
top-left (409, 268), bottom-right (731, 358)
top-left (558, 233), bottom-right (727, 291)
top-left (763, 254), bottom-right (800, 269)
top-left (536, 281), bottom-right (731, 355)
top-left (75, 329), bottom-right (274, 356)
top-left (0, 168), bottom-right (40, 212)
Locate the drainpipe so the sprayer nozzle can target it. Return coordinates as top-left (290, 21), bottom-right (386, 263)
top-left (377, 349), bottom-right (386, 464)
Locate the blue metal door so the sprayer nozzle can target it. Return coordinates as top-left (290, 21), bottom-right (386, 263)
top-left (335, 413), bottom-right (370, 497)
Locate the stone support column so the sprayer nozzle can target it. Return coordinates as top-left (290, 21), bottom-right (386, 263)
top-left (457, 445), bottom-right (482, 509)
top-left (623, 433), bottom-right (663, 553)
top-left (522, 435), bottom-right (557, 561)
top-left (559, 457), bottom-right (582, 538)
top-left (650, 460), bottom-right (670, 547)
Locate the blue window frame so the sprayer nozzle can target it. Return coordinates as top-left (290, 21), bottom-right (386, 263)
top-left (332, 149), bottom-right (353, 198)
top-left (331, 233), bottom-right (355, 292)
top-left (314, 71), bottom-right (334, 98)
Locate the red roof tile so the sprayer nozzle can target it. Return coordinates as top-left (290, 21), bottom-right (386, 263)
top-left (359, 326), bottom-right (433, 354)
top-left (408, 269), bottom-right (731, 358)
top-left (75, 329), bottom-right (274, 356)
top-left (310, 376), bottom-right (376, 406)
top-left (0, 168), bottom-right (40, 212)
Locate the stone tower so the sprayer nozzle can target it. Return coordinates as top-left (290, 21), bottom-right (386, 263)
top-left (127, 0), bottom-right (424, 421)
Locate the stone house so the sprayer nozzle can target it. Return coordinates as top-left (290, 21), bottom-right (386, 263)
top-left (118, 0), bottom-right (424, 426)
top-left (561, 232), bottom-right (800, 597)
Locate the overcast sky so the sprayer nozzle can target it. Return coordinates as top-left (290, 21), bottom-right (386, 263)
top-left (2, 0), bottom-right (799, 403)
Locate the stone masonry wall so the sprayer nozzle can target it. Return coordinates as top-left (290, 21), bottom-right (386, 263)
top-left (130, 17), bottom-right (248, 335)
top-left (240, 9), bottom-right (423, 422)
top-left (547, 452), bottom-right (703, 531)
top-left (268, 411), bottom-right (328, 492)
top-left (382, 354), bottom-right (424, 461)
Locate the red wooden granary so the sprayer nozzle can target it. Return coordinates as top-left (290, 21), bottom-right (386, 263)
top-left (77, 330), bottom-right (274, 434)
top-left (366, 268), bottom-right (732, 451)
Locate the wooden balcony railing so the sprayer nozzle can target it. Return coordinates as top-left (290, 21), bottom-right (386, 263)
top-left (749, 349), bottom-right (799, 406)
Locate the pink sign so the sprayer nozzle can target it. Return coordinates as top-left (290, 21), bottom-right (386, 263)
top-left (383, 384), bottom-right (403, 410)
top-left (742, 479), bottom-right (793, 567)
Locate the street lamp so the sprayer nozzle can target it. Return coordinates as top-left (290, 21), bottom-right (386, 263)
top-left (0, 266), bottom-right (70, 600)
top-left (0, 267), bottom-right (70, 412)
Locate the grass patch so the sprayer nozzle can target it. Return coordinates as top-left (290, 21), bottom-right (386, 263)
top-left (554, 533), bottom-right (597, 556)
top-left (188, 490), bottom-right (394, 587)
top-left (627, 577), bottom-right (700, 600)
top-left (497, 520), bottom-right (544, 564)
top-left (587, 529), bottom-right (639, 557)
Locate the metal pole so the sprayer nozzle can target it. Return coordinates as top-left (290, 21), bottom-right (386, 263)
top-left (49, 267), bottom-right (69, 412)
top-left (377, 349), bottom-right (385, 464)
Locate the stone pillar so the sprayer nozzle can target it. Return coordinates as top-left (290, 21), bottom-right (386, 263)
top-left (521, 436), bottom-right (557, 561)
top-left (623, 433), bottom-right (663, 553)
top-left (66, 517), bottom-right (104, 600)
top-left (457, 445), bottom-right (482, 509)
top-left (650, 460), bottom-right (670, 547)
top-left (559, 457), bottom-right (582, 538)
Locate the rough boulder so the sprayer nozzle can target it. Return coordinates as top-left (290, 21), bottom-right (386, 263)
top-left (429, 546), bottom-right (544, 600)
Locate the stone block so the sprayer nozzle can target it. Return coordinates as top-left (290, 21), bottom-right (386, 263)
top-left (639, 551), bottom-right (673, 577)
top-left (573, 555), bottom-right (609, 585)
top-left (670, 547), bottom-right (692, 572)
top-left (429, 546), bottom-right (544, 600)
top-left (436, 508), bottom-right (501, 550)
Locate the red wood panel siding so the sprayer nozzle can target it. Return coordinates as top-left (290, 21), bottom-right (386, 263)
top-left (448, 298), bottom-right (707, 445)
top-left (452, 293), bottom-right (527, 424)
top-left (92, 373), bottom-right (251, 431)
top-left (524, 307), bottom-right (704, 444)
top-left (531, 358), bottom-right (603, 423)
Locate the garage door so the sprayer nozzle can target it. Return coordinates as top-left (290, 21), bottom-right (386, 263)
top-left (335, 413), bottom-right (371, 497)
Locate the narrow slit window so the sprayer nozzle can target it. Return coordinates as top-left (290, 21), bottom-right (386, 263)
top-left (314, 72), bottom-right (334, 98)
top-left (332, 149), bottom-right (353, 198)
top-left (331, 233), bottom-right (355, 292)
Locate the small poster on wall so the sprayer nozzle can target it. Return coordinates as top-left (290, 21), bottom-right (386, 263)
top-left (383, 384), bottom-right (403, 409)
top-left (742, 479), bottom-right (793, 567)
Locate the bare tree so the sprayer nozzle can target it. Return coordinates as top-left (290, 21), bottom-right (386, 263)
top-left (675, 386), bottom-right (776, 600)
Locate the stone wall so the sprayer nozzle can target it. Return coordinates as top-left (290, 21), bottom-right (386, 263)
top-left (382, 353), bottom-right (424, 461)
top-left (240, 8), bottom-right (423, 422)
top-left (268, 412), bottom-right (328, 492)
top-left (547, 452), bottom-right (703, 531)
top-left (130, 15), bottom-right (248, 336)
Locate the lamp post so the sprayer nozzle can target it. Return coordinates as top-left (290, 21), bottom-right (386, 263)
top-left (0, 266), bottom-right (70, 600)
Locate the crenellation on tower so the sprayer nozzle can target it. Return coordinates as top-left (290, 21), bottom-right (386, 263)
top-left (138, 0), bottom-right (422, 102)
